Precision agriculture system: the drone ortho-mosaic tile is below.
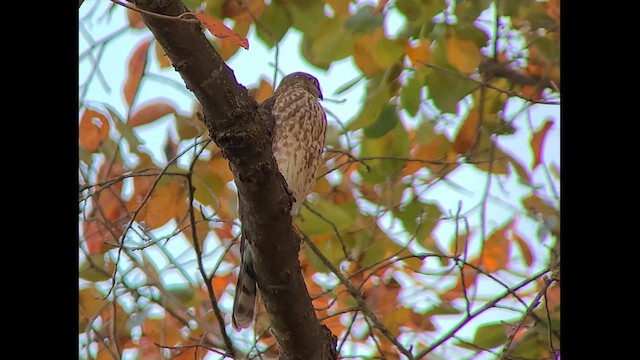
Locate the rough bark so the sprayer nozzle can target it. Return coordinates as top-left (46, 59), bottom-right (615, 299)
top-left (131, 1), bottom-right (337, 359)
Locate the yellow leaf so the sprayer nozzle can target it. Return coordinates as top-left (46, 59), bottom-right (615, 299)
top-left (446, 36), bottom-right (482, 75)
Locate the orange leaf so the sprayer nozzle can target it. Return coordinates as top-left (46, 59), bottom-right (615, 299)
top-left (453, 108), bottom-right (479, 154)
top-left (137, 337), bottom-right (163, 360)
top-left (143, 179), bottom-right (189, 229)
top-left (142, 318), bottom-right (183, 345)
top-left (441, 259), bottom-right (479, 301)
top-left (154, 41), bottom-right (172, 68)
top-left (405, 39), bottom-right (432, 68)
top-left (223, 0), bottom-right (266, 23)
top-left (543, 0), bottom-right (560, 26)
top-left (481, 223), bottom-right (511, 272)
top-left (353, 30), bottom-right (386, 77)
top-left (211, 273), bottom-right (234, 298)
top-left (250, 78), bottom-right (274, 103)
top-left (79, 109), bottom-right (110, 152)
top-left (520, 84), bottom-right (544, 101)
top-left (194, 13), bottom-right (249, 50)
top-left (373, 0), bottom-right (389, 15)
top-left (408, 311), bottom-right (436, 331)
top-left (531, 120), bottom-right (553, 168)
top-left (129, 102), bottom-right (176, 127)
top-left (126, 8), bottom-right (145, 29)
top-left (512, 230), bottom-right (533, 267)
top-left (123, 39), bottom-right (151, 108)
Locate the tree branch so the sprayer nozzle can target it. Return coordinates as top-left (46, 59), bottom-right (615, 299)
top-left (131, 1), bottom-right (336, 358)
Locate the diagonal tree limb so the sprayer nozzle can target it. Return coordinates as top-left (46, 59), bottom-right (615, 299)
top-left (130, 1), bottom-right (336, 358)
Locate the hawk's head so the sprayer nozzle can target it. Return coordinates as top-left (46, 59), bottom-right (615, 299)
top-left (277, 72), bottom-right (323, 100)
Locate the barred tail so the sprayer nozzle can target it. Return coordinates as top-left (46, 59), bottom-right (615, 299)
top-left (232, 239), bottom-right (257, 330)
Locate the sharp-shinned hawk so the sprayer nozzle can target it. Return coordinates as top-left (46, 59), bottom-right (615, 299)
top-left (232, 72), bottom-right (327, 329)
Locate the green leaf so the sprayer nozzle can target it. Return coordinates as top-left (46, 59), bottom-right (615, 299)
top-left (348, 82), bottom-right (390, 130)
top-left (426, 303), bottom-right (461, 316)
top-left (454, 22), bottom-right (489, 48)
top-left (166, 284), bottom-right (197, 306)
top-left (425, 65), bottom-right (477, 113)
top-left (79, 254), bottom-right (112, 282)
top-left (105, 105), bottom-right (145, 150)
top-left (395, 199), bottom-right (442, 243)
top-left (455, 0), bottom-right (493, 24)
top-left (414, 116), bottom-right (438, 145)
top-left (257, 1), bottom-right (292, 47)
top-left (334, 75), bottom-right (364, 96)
top-left (360, 121), bottom-right (410, 184)
top-left (364, 104), bottom-right (399, 139)
top-left (287, 0), bottom-right (325, 37)
top-left (79, 146), bottom-right (94, 166)
top-left (400, 72), bottom-right (424, 116)
top-left (472, 322), bottom-right (508, 349)
top-left (532, 35), bottom-right (560, 62)
top-left (344, 5), bottom-right (384, 34)
top-left (302, 18), bottom-right (356, 69)
top-left (373, 37), bottom-right (405, 68)
top-left (497, 0), bottom-right (528, 16)
top-left (298, 199), bottom-right (357, 237)
top-left (396, 0), bottom-right (423, 22)
top-left (304, 231), bottom-right (357, 271)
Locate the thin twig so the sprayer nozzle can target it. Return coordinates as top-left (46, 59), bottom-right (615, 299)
top-left (418, 61), bottom-right (559, 105)
top-left (302, 203), bottom-right (351, 260)
top-left (105, 139), bottom-right (210, 298)
top-left (109, 0), bottom-right (198, 23)
top-left (301, 234), bottom-right (416, 360)
top-left (186, 140), bottom-right (235, 356)
top-left (498, 276), bottom-right (555, 359)
top-left (155, 343), bottom-right (232, 358)
top-left (415, 269), bottom-right (549, 358)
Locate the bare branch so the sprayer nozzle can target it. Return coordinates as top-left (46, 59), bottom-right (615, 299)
top-left (301, 233), bottom-right (416, 360)
top-left (415, 269), bottom-right (550, 358)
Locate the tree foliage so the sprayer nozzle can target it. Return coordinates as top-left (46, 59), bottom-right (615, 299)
top-left (79, 0), bottom-right (560, 359)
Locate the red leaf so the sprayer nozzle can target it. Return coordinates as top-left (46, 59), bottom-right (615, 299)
top-left (531, 120), bottom-right (554, 168)
top-left (123, 39), bottom-right (151, 108)
top-left (129, 102), bottom-right (176, 127)
top-left (194, 13), bottom-right (249, 50)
